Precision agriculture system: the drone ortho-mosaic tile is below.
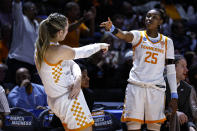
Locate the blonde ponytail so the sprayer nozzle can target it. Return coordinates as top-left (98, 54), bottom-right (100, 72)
top-left (35, 13), bottom-right (68, 70)
top-left (35, 19), bottom-right (50, 70)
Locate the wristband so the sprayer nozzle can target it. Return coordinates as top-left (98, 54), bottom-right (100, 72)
top-left (112, 28), bottom-right (119, 35)
top-left (110, 24), bottom-right (115, 32)
top-left (171, 92), bottom-right (178, 99)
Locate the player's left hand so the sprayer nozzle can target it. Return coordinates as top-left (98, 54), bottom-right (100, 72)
top-left (168, 98), bottom-right (178, 115)
top-left (68, 77), bottom-right (81, 99)
top-left (98, 43), bottom-right (110, 53)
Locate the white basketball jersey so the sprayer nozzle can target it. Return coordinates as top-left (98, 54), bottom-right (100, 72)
top-left (128, 30), bottom-right (174, 85)
top-left (39, 58), bottom-right (77, 98)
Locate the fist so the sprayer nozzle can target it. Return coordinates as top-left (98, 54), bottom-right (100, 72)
top-left (98, 43), bottom-right (110, 53)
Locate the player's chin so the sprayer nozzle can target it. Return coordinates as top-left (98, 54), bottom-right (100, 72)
top-left (145, 24), bottom-right (154, 30)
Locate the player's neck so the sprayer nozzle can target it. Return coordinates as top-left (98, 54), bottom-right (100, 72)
top-left (50, 38), bottom-right (58, 43)
top-left (146, 30), bottom-right (158, 38)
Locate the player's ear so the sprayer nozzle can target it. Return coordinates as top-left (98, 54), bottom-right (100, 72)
top-left (159, 19), bottom-right (163, 25)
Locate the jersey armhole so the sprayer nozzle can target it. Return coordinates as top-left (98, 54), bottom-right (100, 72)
top-left (165, 36), bottom-right (168, 60)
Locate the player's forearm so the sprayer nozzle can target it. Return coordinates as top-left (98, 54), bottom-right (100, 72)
top-left (114, 29), bottom-right (133, 42)
top-left (109, 25), bottom-right (133, 43)
top-left (73, 43), bottom-right (101, 59)
top-left (166, 64), bottom-right (178, 98)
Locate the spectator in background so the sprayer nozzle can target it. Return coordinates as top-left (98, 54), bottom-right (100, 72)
top-left (0, 0), bottom-right (12, 64)
top-left (0, 0), bottom-right (12, 48)
top-left (0, 64), bottom-right (7, 86)
top-left (184, 51), bottom-right (197, 69)
top-left (0, 85), bottom-right (10, 130)
top-left (188, 64), bottom-right (197, 125)
top-left (7, 0), bottom-right (39, 84)
top-left (0, 25), bottom-right (11, 64)
top-left (59, 1), bottom-right (96, 47)
top-left (78, 63), bottom-right (94, 112)
top-left (121, 1), bottom-right (141, 31)
top-left (8, 67), bottom-right (47, 109)
top-left (0, 64), bottom-right (13, 95)
top-left (0, 64), bottom-right (10, 130)
top-left (164, 55), bottom-right (196, 131)
top-left (0, 86), bottom-right (10, 114)
top-left (170, 20), bottom-right (191, 54)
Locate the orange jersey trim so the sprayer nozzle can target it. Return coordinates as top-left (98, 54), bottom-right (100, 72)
top-left (165, 36), bottom-right (168, 59)
top-left (145, 118), bottom-right (166, 124)
top-left (44, 57), bottom-right (62, 66)
top-left (121, 117), bottom-right (166, 124)
top-left (144, 31), bottom-right (163, 44)
top-left (62, 120), bottom-right (94, 131)
top-left (133, 31), bottom-right (143, 49)
top-left (121, 117), bottom-right (144, 123)
top-left (132, 31), bottom-right (143, 59)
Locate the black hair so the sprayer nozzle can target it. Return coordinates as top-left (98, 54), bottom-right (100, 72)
top-left (64, 2), bottom-right (78, 15)
top-left (23, 1), bottom-right (35, 12)
top-left (78, 63), bottom-right (87, 72)
top-left (153, 8), bottom-right (166, 22)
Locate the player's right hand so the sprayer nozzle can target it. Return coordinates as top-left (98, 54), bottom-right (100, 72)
top-left (100, 17), bottom-right (113, 31)
top-left (68, 77), bottom-right (81, 99)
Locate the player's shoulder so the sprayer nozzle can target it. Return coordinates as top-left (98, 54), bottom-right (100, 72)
top-left (130, 30), bottom-right (144, 33)
top-left (130, 30), bottom-right (144, 37)
top-left (161, 34), bottom-right (173, 45)
top-left (162, 34), bottom-right (172, 41)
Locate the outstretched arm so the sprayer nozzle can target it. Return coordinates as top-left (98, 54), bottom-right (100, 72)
top-left (73, 43), bottom-right (109, 59)
top-left (100, 17), bottom-right (134, 43)
top-left (45, 43), bottom-right (109, 65)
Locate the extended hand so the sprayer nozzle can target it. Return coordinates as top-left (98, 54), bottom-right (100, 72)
top-left (100, 17), bottom-right (113, 31)
top-left (98, 43), bottom-right (110, 53)
top-left (68, 78), bottom-right (81, 99)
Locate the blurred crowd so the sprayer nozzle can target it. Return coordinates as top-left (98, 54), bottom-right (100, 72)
top-left (0, 0), bottom-right (197, 130)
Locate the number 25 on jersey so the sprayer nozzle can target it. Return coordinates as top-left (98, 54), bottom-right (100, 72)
top-left (144, 51), bottom-right (158, 64)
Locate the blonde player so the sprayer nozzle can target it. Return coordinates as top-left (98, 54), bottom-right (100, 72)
top-left (100, 9), bottom-right (178, 131)
top-left (35, 13), bottom-right (109, 131)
